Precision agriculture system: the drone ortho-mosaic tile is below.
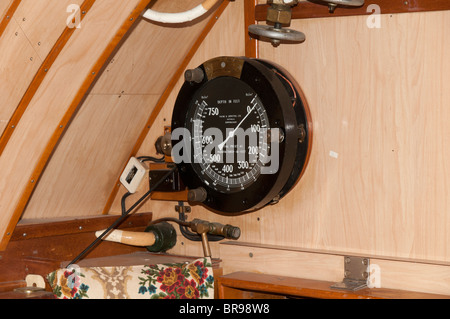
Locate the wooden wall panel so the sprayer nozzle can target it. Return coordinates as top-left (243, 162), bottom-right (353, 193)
top-left (13, 0), bottom-right (84, 59)
top-left (0, 0), bottom-right (95, 155)
top-left (0, 17), bottom-right (40, 134)
top-left (91, 0), bottom-right (210, 95)
top-left (256, 11), bottom-right (450, 263)
top-left (22, 0), bottom-right (221, 219)
top-left (24, 94), bottom-right (159, 218)
top-left (0, 0), bottom-right (86, 134)
top-left (0, 0), bottom-right (145, 249)
top-left (0, 0), bottom-right (14, 20)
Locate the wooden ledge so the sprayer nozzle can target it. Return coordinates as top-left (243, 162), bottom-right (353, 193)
top-left (217, 271), bottom-right (450, 299)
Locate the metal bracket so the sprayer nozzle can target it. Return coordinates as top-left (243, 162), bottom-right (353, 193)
top-left (331, 256), bottom-right (370, 291)
top-left (175, 202), bottom-right (191, 214)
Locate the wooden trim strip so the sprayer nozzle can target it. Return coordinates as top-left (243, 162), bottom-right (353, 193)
top-left (0, 0), bottom-right (96, 156)
top-left (0, 0), bottom-right (153, 251)
top-left (10, 212), bottom-right (152, 241)
top-left (255, 0), bottom-right (450, 21)
top-left (0, 0), bottom-right (21, 38)
top-left (101, 0), bottom-right (231, 215)
top-left (244, 0), bottom-right (258, 58)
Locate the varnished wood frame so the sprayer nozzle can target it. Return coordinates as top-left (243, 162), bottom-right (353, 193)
top-left (0, 0), bottom-right (153, 251)
top-left (255, 0), bottom-right (450, 21)
top-left (0, 0), bottom-right (96, 156)
top-left (101, 0), bottom-right (231, 215)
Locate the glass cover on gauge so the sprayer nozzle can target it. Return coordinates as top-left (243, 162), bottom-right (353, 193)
top-left (188, 77), bottom-right (269, 194)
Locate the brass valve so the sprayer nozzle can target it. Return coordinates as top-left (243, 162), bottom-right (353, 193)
top-left (266, 0), bottom-right (298, 26)
top-left (248, 0), bottom-right (304, 47)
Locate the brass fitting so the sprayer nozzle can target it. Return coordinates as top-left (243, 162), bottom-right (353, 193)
top-left (267, 0), bottom-right (298, 26)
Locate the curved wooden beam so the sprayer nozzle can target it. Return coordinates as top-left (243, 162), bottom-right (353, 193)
top-left (0, 0), bottom-right (153, 250)
top-left (0, 0), bottom-right (96, 156)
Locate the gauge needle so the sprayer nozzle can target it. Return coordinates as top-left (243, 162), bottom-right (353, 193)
top-left (218, 96), bottom-right (257, 150)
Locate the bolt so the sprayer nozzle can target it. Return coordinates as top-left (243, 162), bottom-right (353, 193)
top-left (328, 3), bottom-right (337, 13)
top-left (249, 252), bottom-right (253, 258)
top-left (184, 68), bottom-right (204, 83)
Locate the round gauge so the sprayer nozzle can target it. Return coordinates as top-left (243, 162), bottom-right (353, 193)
top-left (171, 56), bottom-right (312, 214)
top-left (189, 77), bottom-right (269, 193)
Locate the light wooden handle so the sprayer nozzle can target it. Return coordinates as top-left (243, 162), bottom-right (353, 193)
top-left (96, 229), bottom-right (156, 247)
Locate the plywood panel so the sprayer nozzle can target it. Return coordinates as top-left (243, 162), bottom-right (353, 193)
top-left (0, 0), bottom-right (14, 19)
top-left (90, 0), bottom-right (211, 95)
top-left (257, 12), bottom-right (450, 262)
top-left (21, 0), bottom-right (216, 219)
top-left (0, 0), bottom-right (145, 249)
top-left (14, 0), bottom-right (84, 59)
top-left (0, 0), bottom-right (92, 148)
top-left (0, 18), bottom-right (40, 133)
top-left (23, 94), bottom-right (159, 218)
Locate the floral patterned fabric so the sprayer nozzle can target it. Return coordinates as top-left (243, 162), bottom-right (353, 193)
top-left (47, 257), bottom-right (214, 299)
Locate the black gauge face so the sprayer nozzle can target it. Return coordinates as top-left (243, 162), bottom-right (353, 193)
top-left (171, 57), bottom-right (312, 214)
top-left (189, 77), bottom-right (269, 194)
